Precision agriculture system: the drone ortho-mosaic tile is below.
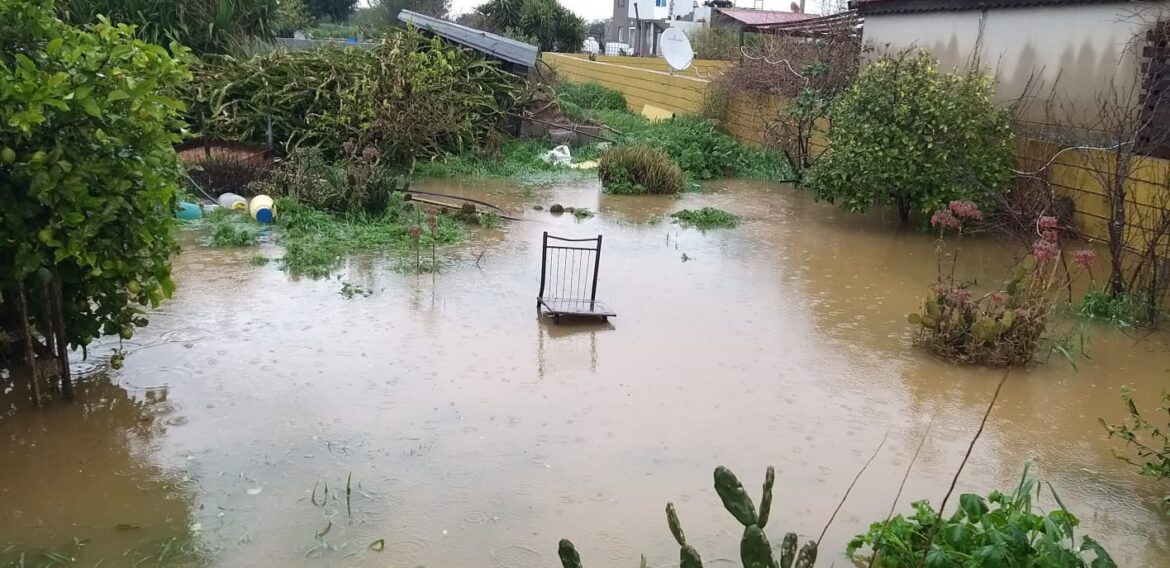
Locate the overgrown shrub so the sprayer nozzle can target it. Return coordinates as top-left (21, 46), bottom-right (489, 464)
top-left (848, 464), bottom-right (1115, 567)
top-left (185, 29), bottom-right (517, 164)
top-left (1, 1), bottom-right (189, 375)
top-left (245, 147), bottom-right (407, 214)
top-left (1102, 387), bottom-right (1170, 480)
top-left (1078, 286), bottom-right (1143, 327)
top-left (687, 25), bottom-right (741, 60)
top-left (59, 0), bottom-right (277, 55)
top-left (909, 205), bottom-right (1095, 367)
top-left (626, 116), bottom-right (788, 181)
top-left (598, 146), bottom-right (686, 195)
top-left (558, 82), bottom-right (627, 113)
top-left (806, 49), bottom-right (1014, 224)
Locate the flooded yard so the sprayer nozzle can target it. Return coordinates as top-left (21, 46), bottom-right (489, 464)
top-left (3, 179), bottom-right (1169, 566)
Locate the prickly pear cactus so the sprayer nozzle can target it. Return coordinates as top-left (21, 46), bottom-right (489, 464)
top-left (558, 539), bottom-right (582, 568)
top-left (758, 466), bottom-right (775, 529)
top-left (779, 532), bottom-right (798, 568)
top-left (714, 466), bottom-right (758, 526)
top-left (740, 525), bottom-right (777, 568)
top-left (666, 503), bottom-right (686, 546)
top-left (794, 541), bottom-right (817, 568)
top-left (680, 544), bottom-right (704, 568)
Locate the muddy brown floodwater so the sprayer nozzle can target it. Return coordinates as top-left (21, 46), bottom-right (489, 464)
top-left (3, 179), bottom-right (1170, 567)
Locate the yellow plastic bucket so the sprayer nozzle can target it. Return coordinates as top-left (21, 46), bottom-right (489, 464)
top-left (249, 195), bottom-right (275, 224)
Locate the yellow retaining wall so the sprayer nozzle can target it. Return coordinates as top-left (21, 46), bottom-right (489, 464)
top-left (550, 54), bottom-right (729, 80)
top-left (1019, 140), bottom-right (1170, 246)
top-left (543, 54), bottom-right (1170, 244)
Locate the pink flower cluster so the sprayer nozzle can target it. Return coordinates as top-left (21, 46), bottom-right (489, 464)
top-left (1038, 216), bottom-right (1060, 230)
top-left (931, 209), bottom-right (961, 231)
top-left (1073, 249), bottom-right (1097, 268)
top-left (948, 200), bottom-right (984, 221)
top-left (361, 146), bottom-right (381, 162)
top-left (1032, 239), bottom-right (1059, 263)
top-left (990, 291), bottom-right (1007, 305)
top-left (1031, 216), bottom-right (1064, 263)
top-left (946, 288), bottom-right (971, 305)
top-left (409, 226), bottom-right (422, 241)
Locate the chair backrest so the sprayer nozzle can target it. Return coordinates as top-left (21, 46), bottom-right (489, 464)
top-left (538, 232), bottom-right (603, 301)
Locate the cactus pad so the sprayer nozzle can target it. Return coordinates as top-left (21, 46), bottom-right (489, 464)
top-left (740, 525), bottom-right (777, 568)
top-left (758, 466), bottom-right (775, 529)
top-left (558, 539), bottom-right (583, 568)
top-left (714, 466), bottom-right (758, 526)
top-left (666, 502), bottom-right (687, 546)
top-left (779, 532), bottom-right (798, 568)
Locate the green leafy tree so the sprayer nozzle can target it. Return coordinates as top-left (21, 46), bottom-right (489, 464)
top-left (0, 1), bottom-right (190, 380)
top-left (475, 0), bottom-right (585, 52)
top-left (59, 0), bottom-right (277, 55)
top-left (353, 0), bottom-right (451, 37)
top-left (307, 0), bottom-right (357, 22)
top-left (805, 49), bottom-right (1014, 224)
top-left (275, 0), bottom-right (314, 37)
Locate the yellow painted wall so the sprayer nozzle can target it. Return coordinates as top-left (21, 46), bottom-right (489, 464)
top-left (550, 54), bottom-right (730, 80)
top-left (543, 54), bottom-right (1170, 244)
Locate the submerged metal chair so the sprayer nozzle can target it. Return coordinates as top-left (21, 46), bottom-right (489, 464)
top-left (537, 232), bottom-right (616, 322)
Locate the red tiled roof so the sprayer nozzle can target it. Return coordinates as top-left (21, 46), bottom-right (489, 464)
top-left (716, 8), bottom-right (819, 26)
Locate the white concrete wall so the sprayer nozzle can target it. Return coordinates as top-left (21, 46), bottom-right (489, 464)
top-left (861, 3), bottom-right (1168, 127)
top-left (630, 0), bottom-right (670, 21)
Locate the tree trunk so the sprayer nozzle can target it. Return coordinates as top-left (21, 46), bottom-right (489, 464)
top-left (51, 271), bottom-right (72, 401)
top-left (15, 283), bottom-right (42, 407)
top-left (895, 193), bottom-right (911, 225)
top-left (1107, 182), bottom-right (1127, 297)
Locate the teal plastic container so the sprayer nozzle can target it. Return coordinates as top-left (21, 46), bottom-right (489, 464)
top-left (176, 201), bottom-right (203, 220)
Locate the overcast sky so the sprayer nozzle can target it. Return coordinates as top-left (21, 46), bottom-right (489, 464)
top-left (448, 0), bottom-right (829, 20)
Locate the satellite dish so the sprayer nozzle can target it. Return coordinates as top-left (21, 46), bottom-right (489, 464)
top-left (660, 27), bottom-right (695, 72)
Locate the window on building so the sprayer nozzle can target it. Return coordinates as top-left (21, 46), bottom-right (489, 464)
top-left (656, 0), bottom-right (666, 6)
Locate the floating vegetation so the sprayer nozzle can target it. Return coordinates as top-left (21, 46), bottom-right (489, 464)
top-left (671, 208), bottom-right (741, 230)
top-left (339, 282), bottom-right (372, 299)
top-left (276, 198), bottom-right (462, 279)
top-left (249, 255), bottom-right (271, 266)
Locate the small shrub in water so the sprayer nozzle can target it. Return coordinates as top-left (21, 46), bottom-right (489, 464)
top-left (246, 147), bottom-right (407, 215)
top-left (910, 206), bottom-right (1095, 366)
top-left (1078, 286), bottom-right (1142, 327)
top-left (572, 208), bottom-right (594, 219)
top-left (848, 463), bottom-right (1116, 568)
top-left (207, 215), bottom-right (259, 247)
top-left (249, 255), bottom-right (271, 266)
top-left (599, 145), bottom-right (686, 195)
top-left (671, 208), bottom-right (740, 229)
top-left (1102, 387), bottom-right (1170, 480)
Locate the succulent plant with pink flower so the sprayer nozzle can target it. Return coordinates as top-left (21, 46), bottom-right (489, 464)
top-left (1073, 249), bottom-right (1097, 269)
top-left (948, 200), bottom-right (983, 221)
top-left (931, 209), bottom-right (962, 231)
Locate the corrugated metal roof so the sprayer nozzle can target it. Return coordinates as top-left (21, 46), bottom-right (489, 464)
top-left (852, 0), bottom-right (1125, 15)
top-left (716, 7), bottom-right (819, 26)
top-left (397, 10), bottom-right (539, 68)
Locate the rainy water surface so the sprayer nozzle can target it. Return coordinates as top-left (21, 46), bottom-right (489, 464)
top-left (3, 179), bottom-right (1170, 566)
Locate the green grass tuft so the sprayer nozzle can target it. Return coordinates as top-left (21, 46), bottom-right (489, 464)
top-left (599, 145), bottom-right (686, 195)
top-left (671, 207), bottom-right (741, 229)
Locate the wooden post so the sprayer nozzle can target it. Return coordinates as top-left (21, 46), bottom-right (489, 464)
top-left (52, 271), bottom-right (72, 401)
top-left (15, 283), bottom-right (42, 407)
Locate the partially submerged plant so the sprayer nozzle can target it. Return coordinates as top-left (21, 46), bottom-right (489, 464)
top-left (599, 145), bottom-right (686, 195)
top-left (671, 208), bottom-right (741, 230)
top-left (848, 463), bottom-right (1116, 567)
top-left (910, 203), bottom-right (1095, 366)
top-left (1102, 386), bottom-right (1170, 481)
top-left (558, 466), bottom-right (815, 568)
